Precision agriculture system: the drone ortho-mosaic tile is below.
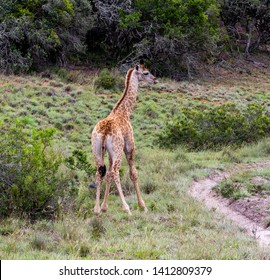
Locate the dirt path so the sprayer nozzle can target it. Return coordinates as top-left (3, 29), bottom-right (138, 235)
top-left (189, 161), bottom-right (270, 246)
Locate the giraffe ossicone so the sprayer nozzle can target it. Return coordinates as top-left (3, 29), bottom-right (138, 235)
top-left (91, 62), bottom-right (157, 215)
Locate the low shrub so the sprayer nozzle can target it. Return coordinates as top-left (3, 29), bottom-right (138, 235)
top-left (215, 179), bottom-right (247, 200)
top-left (95, 69), bottom-right (116, 90)
top-left (0, 119), bottom-right (65, 219)
top-left (157, 103), bottom-right (270, 150)
top-left (65, 149), bottom-right (95, 177)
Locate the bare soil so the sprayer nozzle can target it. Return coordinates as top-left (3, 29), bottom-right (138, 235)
top-left (189, 161), bottom-right (270, 246)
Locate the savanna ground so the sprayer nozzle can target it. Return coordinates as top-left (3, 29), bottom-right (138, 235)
top-left (1, 55), bottom-right (270, 259)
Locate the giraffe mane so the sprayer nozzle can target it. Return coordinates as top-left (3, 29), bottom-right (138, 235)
top-left (112, 68), bottom-right (134, 112)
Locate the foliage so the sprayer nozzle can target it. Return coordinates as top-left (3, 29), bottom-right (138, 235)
top-left (0, 119), bottom-right (64, 219)
top-left (220, 0), bottom-right (270, 55)
top-left (89, 0), bottom-right (220, 79)
top-left (0, 0), bottom-right (94, 73)
top-left (216, 168), bottom-right (270, 200)
top-left (157, 103), bottom-right (270, 150)
top-left (215, 178), bottom-right (248, 200)
top-left (94, 69), bottom-right (117, 90)
top-left (65, 149), bottom-right (96, 177)
top-left (1, 0), bottom-right (270, 76)
top-left (90, 217), bottom-right (106, 239)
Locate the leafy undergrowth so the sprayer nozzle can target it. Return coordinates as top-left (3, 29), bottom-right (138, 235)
top-left (157, 103), bottom-right (270, 150)
top-left (1, 66), bottom-right (270, 259)
top-left (216, 167), bottom-right (270, 200)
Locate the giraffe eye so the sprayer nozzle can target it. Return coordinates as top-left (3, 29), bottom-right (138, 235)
top-left (143, 72), bottom-right (149, 76)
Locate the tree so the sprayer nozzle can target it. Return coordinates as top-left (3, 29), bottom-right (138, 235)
top-left (220, 0), bottom-right (270, 56)
top-left (89, 0), bottom-right (220, 79)
top-left (0, 0), bottom-right (94, 72)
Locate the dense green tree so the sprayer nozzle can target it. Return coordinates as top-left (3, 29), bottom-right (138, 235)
top-left (220, 0), bottom-right (270, 56)
top-left (89, 0), bottom-right (220, 78)
top-left (1, 0), bottom-right (270, 76)
top-left (0, 0), bottom-right (94, 72)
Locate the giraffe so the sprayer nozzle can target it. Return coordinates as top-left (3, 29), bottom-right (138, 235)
top-left (91, 61), bottom-right (157, 215)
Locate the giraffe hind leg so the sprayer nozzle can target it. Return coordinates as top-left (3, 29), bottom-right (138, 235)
top-left (111, 163), bottom-right (131, 215)
top-left (92, 134), bottom-right (106, 214)
top-left (101, 156), bottom-right (112, 212)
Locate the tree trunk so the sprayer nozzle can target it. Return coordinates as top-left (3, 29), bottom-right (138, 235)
top-left (245, 23), bottom-right (252, 58)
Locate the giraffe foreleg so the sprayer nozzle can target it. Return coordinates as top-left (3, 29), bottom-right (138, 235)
top-left (93, 171), bottom-right (102, 214)
top-left (91, 131), bottom-right (106, 215)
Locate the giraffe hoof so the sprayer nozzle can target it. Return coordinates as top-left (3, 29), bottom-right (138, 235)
top-left (101, 202), bottom-right (108, 212)
top-left (138, 202), bottom-right (148, 213)
top-left (93, 206), bottom-right (101, 215)
top-left (123, 209), bottom-right (132, 216)
top-left (139, 206), bottom-right (148, 213)
top-left (122, 206), bottom-right (132, 215)
top-left (101, 207), bottom-right (108, 212)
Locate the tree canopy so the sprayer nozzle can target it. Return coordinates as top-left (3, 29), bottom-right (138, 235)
top-left (0, 0), bottom-right (269, 77)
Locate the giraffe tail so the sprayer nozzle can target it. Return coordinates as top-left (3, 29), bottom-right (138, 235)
top-left (97, 136), bottom-right (107, 178)
top-left (89, 165), bottom-right (106, 189)
top-left (98, 165), bottom-right (107, 178)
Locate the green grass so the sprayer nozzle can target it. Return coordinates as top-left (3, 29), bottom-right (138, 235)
top-left (215, 166), bottom-right (270, 200)
top-left (1, 68), bottom-right (270, 259)
top-left (1, 145), bottom-right (270, 259)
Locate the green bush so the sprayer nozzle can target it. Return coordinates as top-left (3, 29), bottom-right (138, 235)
top-left (157, 103), bottom-right (270, 150)
top-left (95, 69), bottom-right (116, 90)
top-left (65, 149), bottom-right (96, 177)
top-left (0, 119), bottom-right (64, 219)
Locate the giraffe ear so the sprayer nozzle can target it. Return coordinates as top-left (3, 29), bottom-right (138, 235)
top-left (135, 65), bottom-right (139, 71)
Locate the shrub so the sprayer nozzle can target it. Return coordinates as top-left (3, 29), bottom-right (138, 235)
top-left (215, 179), bottom-right (247, 200)
top-left (0, 119), bottom-right (64, 219)
top-left (157, 103), bottom-right (270, 150)
top-left (65, 149), bottom-right (96, 177)
top-left (95, 69), bottom-right (116, 90)
top-left (142, 181), bottom-right (157, 194)
top-left (90, 217), bottom-right (106, 239)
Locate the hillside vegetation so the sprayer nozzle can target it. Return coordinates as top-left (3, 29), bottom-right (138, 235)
top-left (1, 59), bottom-right (270, 259)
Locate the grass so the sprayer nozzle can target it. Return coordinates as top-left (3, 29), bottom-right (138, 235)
top-left (1, 66), bottom-right (270, 259)
top-left (215, 166), bottom-right (270, 200)
top-left (215, 139), bottom-right (270, 199)
top-left (1, 145), bottom-right (270, 259)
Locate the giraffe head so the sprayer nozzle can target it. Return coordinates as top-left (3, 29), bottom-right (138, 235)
top-left (135, 60), bottom-right (157, 84)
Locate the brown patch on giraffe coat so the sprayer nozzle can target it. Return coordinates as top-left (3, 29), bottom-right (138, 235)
top-left (96, 117), bottom-right (114, 136)
top-left (95, 115), bottom-right (131, 141)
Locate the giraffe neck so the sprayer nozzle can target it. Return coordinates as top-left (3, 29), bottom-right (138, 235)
top-left (111, 68), bottom-right (138, 119)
